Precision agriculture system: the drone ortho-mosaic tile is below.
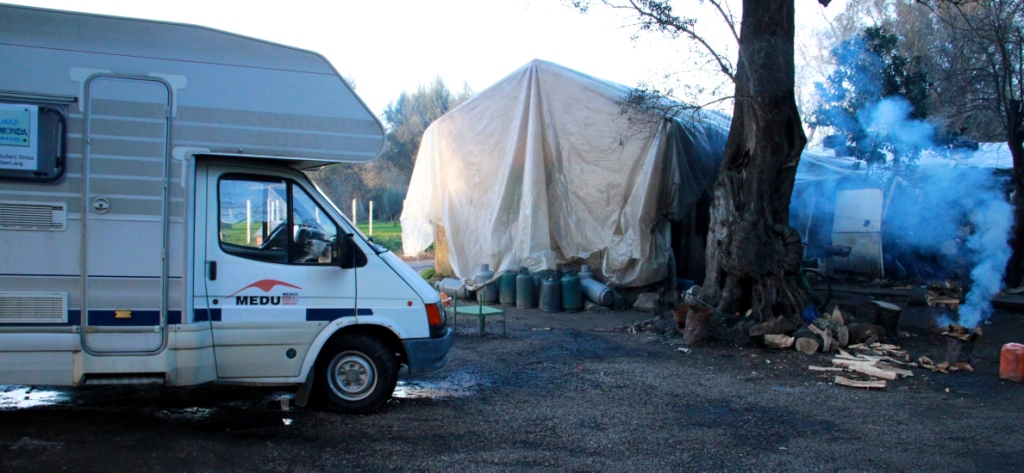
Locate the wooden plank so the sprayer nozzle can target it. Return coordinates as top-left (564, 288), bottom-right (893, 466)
top-left (809, 365), bottom-right (845, 372)
top-left (835, 375), bottom-right (886, 389)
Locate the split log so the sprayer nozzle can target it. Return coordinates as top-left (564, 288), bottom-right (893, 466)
top-left (809, 365), bottom-right (844, 372)
top-left (763, 334), bottom-right (795, 350)
top-left (848, 364), bottom-right (898, 380)
top-left (835, 375), bottom-right (887, 389)
top-left (831, 358), bottom-right (879, 368)
top-left (835, 326), bottom-right (849, 347)
top-left (748, 316), bottom-right (801, 337)
top-left (877, 365), bottom-right (914, 377)
top-left (795, 337), bottom-right (821, 354)
top-left (829, 307), bottom-right (845, 325)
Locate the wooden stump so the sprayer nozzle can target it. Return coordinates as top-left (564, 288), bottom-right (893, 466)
top-left (874, 301), bottom-right (902, 339)
top-left (682, 306), bottom-right (713, 345)
top-left (946, 337), bottom-right (976, 364)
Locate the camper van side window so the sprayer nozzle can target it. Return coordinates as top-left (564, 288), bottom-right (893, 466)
top-left (292, 187), bottom-right (338, 264)
top-left (219, 178), bottom-right (289, 263)
top-left (218, 177), bottom-right (338, 265)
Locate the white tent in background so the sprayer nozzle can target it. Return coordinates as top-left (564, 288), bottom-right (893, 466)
top-left (400, 59), bottom-right (728, 287)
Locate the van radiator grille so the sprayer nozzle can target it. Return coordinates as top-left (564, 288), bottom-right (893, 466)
top-left (0, 293), bottom-right (68, 323)
top-left (0, 202), bottom-right (66, 231)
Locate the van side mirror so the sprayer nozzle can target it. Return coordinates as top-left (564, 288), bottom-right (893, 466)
top-left (337, 233), bottom-right (368, 269)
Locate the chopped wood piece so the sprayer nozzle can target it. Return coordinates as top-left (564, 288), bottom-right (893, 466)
top-left (877, 365), bottom-right (914, 377)
top-left (795, 337), bottom-right (820, 355)
top-left (836, 326), bottom-right (849, 347)
top-left (809, 365), bottom-right (845, 372)
top-left (952, 362), bottom-right (974, 372)
top-left (835, 375), bottom-right (886, 389)
top-left (832, 358), bottom-right (879, 367)
top-left (848, 364), bottom-right (898, 380)
top-left (830, 307), bottom-right (845, 326)
top-left (763, 334), bottom-right (795, 350)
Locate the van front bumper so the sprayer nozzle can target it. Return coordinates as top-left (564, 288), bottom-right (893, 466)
top-left (402, 327), bottom-right (454, 374)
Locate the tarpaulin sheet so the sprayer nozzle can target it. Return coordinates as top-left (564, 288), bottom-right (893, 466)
top-left (401, 60), bottom-right (728, 287)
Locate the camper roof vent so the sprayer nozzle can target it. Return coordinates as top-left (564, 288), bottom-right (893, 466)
top-left (0, 292), bottom-right (68, 323)
top-left (0, 201), bottom-right (66, 231)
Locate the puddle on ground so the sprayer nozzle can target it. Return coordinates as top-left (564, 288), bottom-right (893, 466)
top-left (393, 372), bottom-right (480, 399)
top-left (156, 406), bottom-right (215, 419)
top-left (0, 385), bottom-right (70, 410)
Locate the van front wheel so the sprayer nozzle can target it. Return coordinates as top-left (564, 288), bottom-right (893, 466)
top-left (317, 335), bottom-right (398, 414)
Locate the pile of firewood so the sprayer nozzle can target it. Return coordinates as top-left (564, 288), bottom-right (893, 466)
top-left (809, 342), bottom-right (916, 389)
top-left (759, 303), bottom-right (895, 355)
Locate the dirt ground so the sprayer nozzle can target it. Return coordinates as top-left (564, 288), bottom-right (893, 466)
top-left (2, 286), bottom-right (1024, 472)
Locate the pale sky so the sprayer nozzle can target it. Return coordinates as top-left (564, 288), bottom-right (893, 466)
top-left (7, 0), bottom-right (845, 121)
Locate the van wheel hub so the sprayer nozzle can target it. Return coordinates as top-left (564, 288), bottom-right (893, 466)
top-left (328, 352), bottom-right (377, 401)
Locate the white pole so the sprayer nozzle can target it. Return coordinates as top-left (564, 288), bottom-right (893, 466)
top-left (352, 199), bottom-right (357, 227)
top-left (369, 201), bottom-right (373, 236)
top-left (246, 200), bottom-right (251, 244)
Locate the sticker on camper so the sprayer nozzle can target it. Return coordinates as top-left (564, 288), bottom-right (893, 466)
top-left (0, 104), bottom-right (38, 171)
top-left (228, 279), bottom-right (302, 306)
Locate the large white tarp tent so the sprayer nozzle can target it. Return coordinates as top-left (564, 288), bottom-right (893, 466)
top-left (401, 60), bottom-right (728, 287)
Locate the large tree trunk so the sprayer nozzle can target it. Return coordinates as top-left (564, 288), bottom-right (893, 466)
top-left (1003, 99), bottom-right (1024, 288)
top-left (700, 0), bottom-right (810, 325)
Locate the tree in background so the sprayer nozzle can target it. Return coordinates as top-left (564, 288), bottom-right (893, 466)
top-left (309, 77), bottom-right (472, 222)
top-left (576, 0), bottom-right (830, 343)
top-left (917, 0), bottom-right (1024, 285)
top-left (811, 25), bottom-right (931, 166)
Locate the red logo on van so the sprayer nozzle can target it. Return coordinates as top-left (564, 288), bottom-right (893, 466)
top-left (228, 279), bottom-right (302, 297)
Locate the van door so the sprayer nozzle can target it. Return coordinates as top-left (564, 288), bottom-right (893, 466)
top-left (81, 76), bottom-right (172, 354)
top-left (202, 165), bottom-right (357, 379)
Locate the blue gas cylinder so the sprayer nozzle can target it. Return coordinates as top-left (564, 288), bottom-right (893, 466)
top-left (561, 270), bottom-right (583, 313)
top-left (540, 272), bottom-right (562, 313)
top-left (515, 267), bottom-right (534, 308)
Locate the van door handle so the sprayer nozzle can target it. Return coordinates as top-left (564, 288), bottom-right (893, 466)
top-left (208, 261), bottom-right (217, 281)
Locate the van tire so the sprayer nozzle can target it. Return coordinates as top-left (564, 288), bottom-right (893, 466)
top-left (316, 335), bottom-right (398, 414)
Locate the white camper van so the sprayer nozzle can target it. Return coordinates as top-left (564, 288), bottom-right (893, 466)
top-left (0, 4), bottom-right (452, 413)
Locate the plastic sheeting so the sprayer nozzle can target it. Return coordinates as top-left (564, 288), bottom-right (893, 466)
top-left (401, 60), bottom-right (728, 287)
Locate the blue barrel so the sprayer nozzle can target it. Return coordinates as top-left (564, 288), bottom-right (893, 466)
top-left (540, 272), bottom-right (562, 313)
top-left (499, 270), bottom-right (517, 306)
top-left (516, 267), bottom-right (534, 308)
top-left (561, 270), bottom-right (582, 312)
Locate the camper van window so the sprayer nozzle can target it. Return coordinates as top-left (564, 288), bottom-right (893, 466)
top-left (0, 104), bottom-right (66, 182)
top-left (292, 187), bottom-right (338, 264)
top-left (218, 176), bottom-right (338, 265)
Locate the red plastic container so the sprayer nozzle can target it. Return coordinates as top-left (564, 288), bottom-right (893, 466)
top-left (1000, 343), bottom-right (1024, 382)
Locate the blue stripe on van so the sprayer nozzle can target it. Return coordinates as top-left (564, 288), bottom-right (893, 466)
top-left (1, 310), bottom-right (185, 327)
top-left (306, 308), bottom-right (373, 321)
top-left (193, 308), bottom-right (221, 322)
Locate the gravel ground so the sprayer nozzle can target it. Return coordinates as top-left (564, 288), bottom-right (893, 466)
top-left (2, 303), bottom-right (1023, 472)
